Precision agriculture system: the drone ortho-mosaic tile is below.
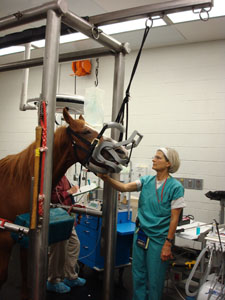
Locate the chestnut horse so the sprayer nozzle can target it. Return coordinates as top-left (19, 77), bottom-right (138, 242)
top-left (0, 108), bottom-right (128, 299)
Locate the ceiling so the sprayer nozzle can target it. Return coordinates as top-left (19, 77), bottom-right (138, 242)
top-left (0, 0), bottom-right (224, 53)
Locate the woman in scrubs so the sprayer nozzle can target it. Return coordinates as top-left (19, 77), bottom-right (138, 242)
top-left (98, 147), bottom-right (185, 300)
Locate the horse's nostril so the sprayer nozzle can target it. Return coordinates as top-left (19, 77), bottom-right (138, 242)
top-left (115, 148), bottom-right (128, 158)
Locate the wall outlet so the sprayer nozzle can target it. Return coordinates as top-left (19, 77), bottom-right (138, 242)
top-left (195, 179), bottom-right (203, 190)
top-left (184, 178), bottom-right (195, 189)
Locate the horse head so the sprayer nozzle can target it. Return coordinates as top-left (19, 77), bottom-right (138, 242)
top-left (62, 108), bottom-right (136, 174)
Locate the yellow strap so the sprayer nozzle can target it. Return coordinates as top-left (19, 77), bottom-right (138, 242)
top-left (35, 148), bottom-right (40, 157)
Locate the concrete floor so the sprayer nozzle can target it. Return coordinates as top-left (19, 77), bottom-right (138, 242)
top-left (0, 244), bottom-right (187, 300)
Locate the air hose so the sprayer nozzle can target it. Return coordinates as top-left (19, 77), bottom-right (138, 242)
top-left (185, 246), bottom-right (213, 297)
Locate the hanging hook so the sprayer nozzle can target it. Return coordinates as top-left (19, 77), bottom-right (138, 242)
top-left (199, 8), bottom-right (210, 21)
top-left (95, 58), bottom-right (99, 87)
top-left (145, 17), bottom-right (153, 29)
top-left (91, 27), bottom-right (102, 40)
top-left (13, 11), bottom-right (23, 20)
top-left (192, 6), bottom-right (211, 22)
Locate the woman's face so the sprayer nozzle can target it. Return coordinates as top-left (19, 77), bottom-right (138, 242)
top-left (152, 150), bottom-right (170, 172)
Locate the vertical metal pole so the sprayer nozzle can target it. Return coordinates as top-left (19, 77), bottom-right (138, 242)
top-left (220, 199), bottom-right (225, 224)
top-left (102, 52), bottom-right (126, 300)
top-left (30, 9), bottom-right (61, 300)
top-left (20, 43), bottom-right (30, 111)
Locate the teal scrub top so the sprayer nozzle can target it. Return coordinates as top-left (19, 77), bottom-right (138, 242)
top-left (138, 175), bottom-right (184, 238)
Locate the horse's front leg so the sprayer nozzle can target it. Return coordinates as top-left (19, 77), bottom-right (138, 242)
top-left (0, 232), bottom-right (14, 288)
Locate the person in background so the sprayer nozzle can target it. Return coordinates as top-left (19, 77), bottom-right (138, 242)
top-left (47, 175), bottom-right (86, 293)
top-left (98, 147), bottom-right (185, 300)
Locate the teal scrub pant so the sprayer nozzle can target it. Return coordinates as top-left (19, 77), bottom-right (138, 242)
top-left (132, 231), bottom-right (169, 300)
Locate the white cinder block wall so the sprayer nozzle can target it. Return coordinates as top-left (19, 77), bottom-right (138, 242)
top-left (0, 40), bottom-right (224, 223)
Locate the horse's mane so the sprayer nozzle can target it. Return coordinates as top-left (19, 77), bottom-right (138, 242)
top-left (52, 126), bottom-right (74, 186)
top-left (0, 142), bottom-right (35, 186)
top-left (53, 125), bottom-right (68, 153)
top-left (0, 120), bottom-right (85, 188)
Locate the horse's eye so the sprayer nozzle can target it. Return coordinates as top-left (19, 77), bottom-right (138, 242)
top-left (83, 130), bottom-right (91, 135)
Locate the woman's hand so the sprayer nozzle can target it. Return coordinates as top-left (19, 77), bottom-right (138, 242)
top-left (67, 185), bottom-right (79, 195)
top-left (160, 242), bottom-right (173, 261)
top-left (97, 173), bottom-right (110, 181)
top-left (97, 173), bottom-right (138, 193)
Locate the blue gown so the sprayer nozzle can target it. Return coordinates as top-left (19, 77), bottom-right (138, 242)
top-left (132, 175), bottom-right (184, 300)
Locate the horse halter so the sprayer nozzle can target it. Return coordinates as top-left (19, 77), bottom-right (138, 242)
top-left (67, 122), bottom-right (143, 173)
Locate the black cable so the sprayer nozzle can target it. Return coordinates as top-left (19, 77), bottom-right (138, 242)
top-left (213, 219), bottom-right (223, 251)
top-left (115, 20), bottom-right (152, 140)
top-left (78, 165), bottom-right (83, 188)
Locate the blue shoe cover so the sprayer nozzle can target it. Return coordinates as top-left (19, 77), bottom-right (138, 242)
top-left (64, 277), bottom-right (86, 287)
top-left (46, 281), bottom-right (71, 293)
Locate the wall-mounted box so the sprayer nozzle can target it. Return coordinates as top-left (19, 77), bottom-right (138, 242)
top-left (175, 178), bottom-right (203, 190)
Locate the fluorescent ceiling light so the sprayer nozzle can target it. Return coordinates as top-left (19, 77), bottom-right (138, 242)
top-left (0, 45), bottom-right (25, 56)
top-left (31, 39), bottom-right (45, 48)
top-left (60, 32), bottom-right (87, 43)
top-left (167, 11), bottom-right (200, 23)
top-left (99, 18), bottom-right (166, 35)
top-left (209, 0), bottom-right (225, 17)
top-left (31, 32), bottom-right (88, 47)
top-left (167, 0), bottom-right (225, 23)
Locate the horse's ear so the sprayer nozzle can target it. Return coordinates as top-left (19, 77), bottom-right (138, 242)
top-left (79, 115), bottom-right (84, 121)
top-left (63, 107), bottom-right (74, 125)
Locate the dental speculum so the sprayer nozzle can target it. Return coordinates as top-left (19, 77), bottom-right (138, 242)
top-left (87, 122), bottom-right (143, 174)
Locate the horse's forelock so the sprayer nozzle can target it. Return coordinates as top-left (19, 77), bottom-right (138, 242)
top-left (69, 118), bottom-right (86, 133)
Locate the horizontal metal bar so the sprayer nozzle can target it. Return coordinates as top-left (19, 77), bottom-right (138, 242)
top-left (0, 57), bottom-right (43, 72)
top-left (51, 204), bottom-right (103, 217)
top-left (0, 0), bottom-right (67, 32)
top-left (0, 47), bottom-right (114, 72)
top-left (62, 11), bottom-right (130, 54)
top-left (1, 222), bottom-right (29, 235)
top-left (89, 0), bottom-right (213, 26)
top-left (59, 47), bottom-right (114, 63)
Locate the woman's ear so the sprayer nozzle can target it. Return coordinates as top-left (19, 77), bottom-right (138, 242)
top-left (166, 161), bottom-right (171, 169)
